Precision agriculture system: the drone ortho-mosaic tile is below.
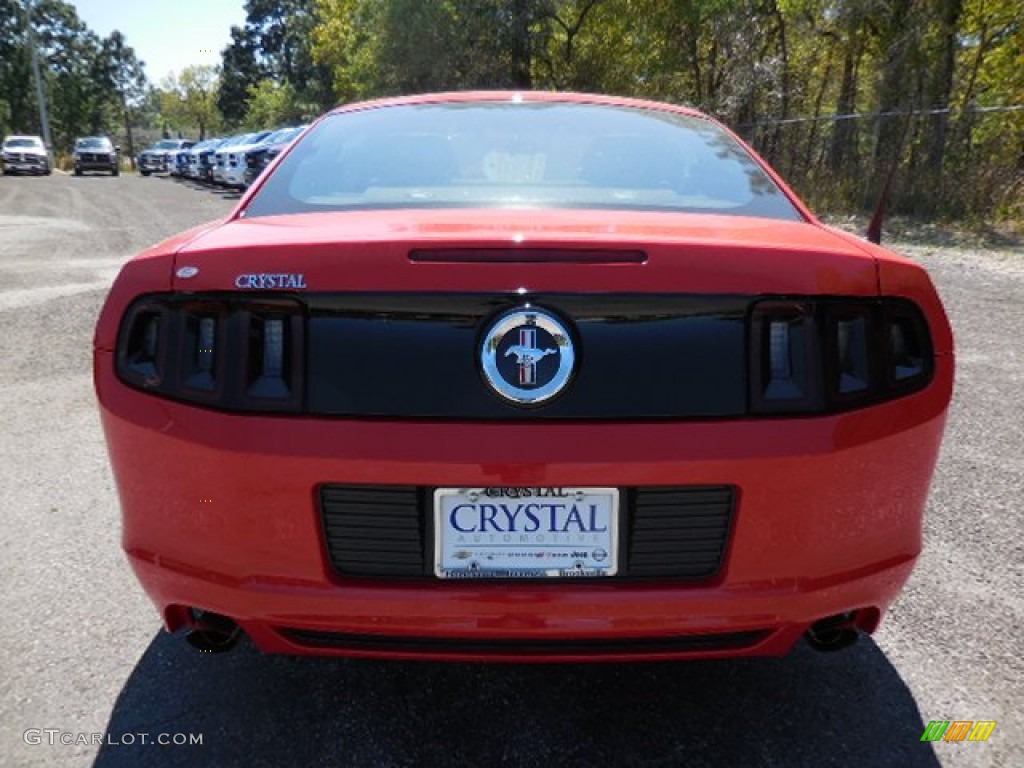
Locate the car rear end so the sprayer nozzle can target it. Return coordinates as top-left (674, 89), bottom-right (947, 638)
top-left (94, 94), bottom-right (953, 662)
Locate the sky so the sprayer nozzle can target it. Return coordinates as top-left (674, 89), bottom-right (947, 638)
top-left (70, 0), bottom-right (248, 85)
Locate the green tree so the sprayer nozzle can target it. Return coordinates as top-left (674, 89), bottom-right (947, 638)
top-left (100, 30), bottom-right (147, 164)
top-left (0, 0), bottom-right (152, 158)
top-left (0, 0), bottom-right (32, 135)
top-left (244, 0), bottom-right (335, 111)
top-left (35, 0), bottom-right (109, 149)
top-left (311, 0), bottom-right (367, 102)
top-left (243, 78), bottom-right (307, 128)
top-left (218, 25), bottom-right (267, 125)
top-left (160, 65), bottom-right (221, 139)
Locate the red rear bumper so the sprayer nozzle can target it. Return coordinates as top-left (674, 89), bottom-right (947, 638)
top-left (97, 352), bottom-right (952, 661)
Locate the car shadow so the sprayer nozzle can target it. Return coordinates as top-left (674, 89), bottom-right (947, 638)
top-left (93, 631), bottom-right (939, 768)
top-left (175, 180), bottom-right (241, 198)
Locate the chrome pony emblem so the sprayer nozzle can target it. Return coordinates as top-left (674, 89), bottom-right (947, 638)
top-left (481, 308), bottom-right (575, 405)
top-left (505, 330), bottom-right (557, 385)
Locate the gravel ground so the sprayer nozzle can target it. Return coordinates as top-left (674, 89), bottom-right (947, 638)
top-left (0, 173), bottom-right (1020, 767)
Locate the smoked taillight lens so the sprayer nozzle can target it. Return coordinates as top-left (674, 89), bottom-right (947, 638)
top-left (246, 314), bottom-right (297, 399)
top-left (750, 302), bottom-right (823, 413)
top-left (119, 307), bottom-right (166, 386)
top-left (116, 296), bottom-right (304, 412)
top-left (751, 298), bottom-right (933, 414)
top-left (888, 317), bottom-right (926, 382)
top-left (182, 312), bottom-right (221, 393)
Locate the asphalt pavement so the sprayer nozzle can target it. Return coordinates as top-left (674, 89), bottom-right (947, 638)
top-left (0, 172), bottom-right (1020, 767)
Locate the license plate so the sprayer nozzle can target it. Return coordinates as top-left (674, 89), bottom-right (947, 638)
top-left (434, 487), bottom-right (619, 579)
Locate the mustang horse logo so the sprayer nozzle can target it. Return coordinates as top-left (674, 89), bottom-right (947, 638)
top-left (505, 328), bottom-right (557, 386)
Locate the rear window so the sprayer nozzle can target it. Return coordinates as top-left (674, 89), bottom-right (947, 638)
top-left (244, 102), bottom-right (801, 221)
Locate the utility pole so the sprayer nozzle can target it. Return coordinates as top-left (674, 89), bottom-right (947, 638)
top-left (24, 0), bottom-right (53, 153)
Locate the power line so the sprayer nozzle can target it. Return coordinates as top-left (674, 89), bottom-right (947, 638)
top-left (737, 104), bottom-right (1024, 129)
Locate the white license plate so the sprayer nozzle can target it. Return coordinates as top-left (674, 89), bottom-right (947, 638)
top-left (434, 487), bottom-right (619, 579)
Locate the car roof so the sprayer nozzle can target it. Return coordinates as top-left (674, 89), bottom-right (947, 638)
top-left (328, 91), bottom-right (710, 122)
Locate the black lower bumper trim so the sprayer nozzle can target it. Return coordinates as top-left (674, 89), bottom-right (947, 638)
top-left (277, 628), bottom-right (771, 656)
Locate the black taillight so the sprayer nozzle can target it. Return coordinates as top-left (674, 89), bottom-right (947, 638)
top-left (243, 309), bottom-right (304, 407)
top-left (751, 298), bottom-right (933, 414)
top-left (116, 296), bottom-right (304, 412)
top-left (750, 302), bottom-right (823, 413)
top-left (887, 315), bottom-right (927, 383)
top-left (835, 315), bottom-right (870, 393)
top-left (182, 310), bottom-right (222, 393)
top-left (824, 303), bottom-right (877, 405)
top-left (119, 306), bottom-right (167, 387)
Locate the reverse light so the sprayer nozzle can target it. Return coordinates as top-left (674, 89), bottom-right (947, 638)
top-left (183, 313), bottom-right (219, 392)
top-left (247, 316), bottom-right (291, 398)
top-left (830, 303), bottom-right (874, 397)
top-left (750, 302), bottom-right (822, 413)
top-left (766, 318), bottom-right (805, 400)
top-left (836, 316), bottom-right (870, 393)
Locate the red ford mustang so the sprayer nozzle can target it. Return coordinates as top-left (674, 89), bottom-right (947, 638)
top-left (94, 92), bottom-right (953, 662)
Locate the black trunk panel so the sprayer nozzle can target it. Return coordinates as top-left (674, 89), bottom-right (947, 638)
top-left (306, 294), bottom-right (748, 419)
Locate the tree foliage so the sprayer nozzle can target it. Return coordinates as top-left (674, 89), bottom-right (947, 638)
top-left (305, 0), bottom-right (1022, 221)
top-left (0, 0), bottom-right (148, 152)
top-left (0, 0), bottom-right (1019, 219)
top-left (242, 79), bottom-right (307, 129)
top-left (218, 0), bottom-right (335, 127)
top-left (217, 25), bottom-right (267, 125)
top-left (160, 66), bottom-right (222, 139)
